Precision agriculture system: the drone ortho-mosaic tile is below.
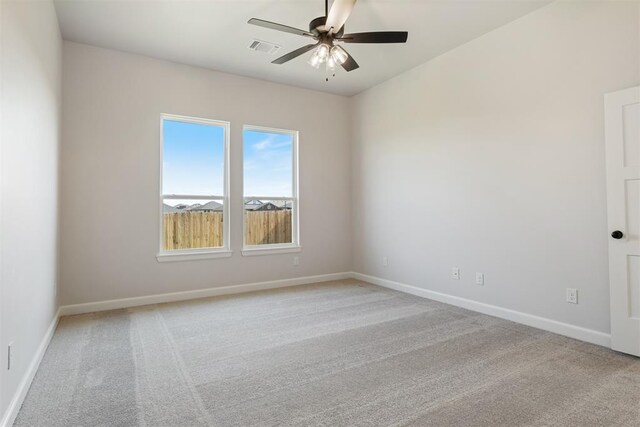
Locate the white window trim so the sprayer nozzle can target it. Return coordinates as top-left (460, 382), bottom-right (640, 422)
top-left (242, 124), bottom-right (300, 256)
top-left (157, 114), bottom-right (232, 262)
top-left (157, 249), bottom-right (233, 262)
top-left (241, 246), bottom-right (302, 257)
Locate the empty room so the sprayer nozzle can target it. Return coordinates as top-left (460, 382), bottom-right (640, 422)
top-left (1, 0), bottom-right (639, 425)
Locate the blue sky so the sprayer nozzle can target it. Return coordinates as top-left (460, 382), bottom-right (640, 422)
top-left (163, 120), bottom-right (225, 196)
top-left (243, 129), bottom-right (292, 197)
top-left (162, 120), bottom-right (292, 199)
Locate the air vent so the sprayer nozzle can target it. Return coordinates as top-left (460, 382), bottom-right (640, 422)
top-left (248, 39), bottom-right (281, 55)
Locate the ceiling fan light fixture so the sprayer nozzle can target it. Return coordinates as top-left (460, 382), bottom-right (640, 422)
top-left (317, 43), bottom-right (330, 60)
top-left (327, 56), bottom-right (336, 70)
top-left (330, 45), bottom-right (348, 65)
top-left (308, 50), bottom-right (322, 68)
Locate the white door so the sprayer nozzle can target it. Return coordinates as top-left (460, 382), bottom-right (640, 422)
top-left (605, 86), bottom-right (640, 356)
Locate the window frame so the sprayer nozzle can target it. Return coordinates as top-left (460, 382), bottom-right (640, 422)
top-left (241, 124), bottom-right (301, 256)
top-left (157, 113), bottom-right (231, 262)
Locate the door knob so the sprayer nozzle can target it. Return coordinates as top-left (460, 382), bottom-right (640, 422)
top-left (611, 230), bottom-right (624, 239)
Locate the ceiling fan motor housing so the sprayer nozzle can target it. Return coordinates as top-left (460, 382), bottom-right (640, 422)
top-left (309, 16), bottom-right (344, 38)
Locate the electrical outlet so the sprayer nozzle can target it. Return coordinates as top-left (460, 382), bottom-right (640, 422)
top-left (292, 256), bottom-right (299, 267)
top-left (566, 288), bottom-right (578, 304)
top-left (451, 267), bottom-right (460, 280)
top-left (382, 256), bottom-right (388, 267)
top-left (475, 273), bottom-right (484, 286)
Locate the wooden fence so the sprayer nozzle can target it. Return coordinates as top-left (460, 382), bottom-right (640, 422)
top-left (245, 210), bottom-right (292, 245)
top-left (163, 210), bottom-right (292, 250)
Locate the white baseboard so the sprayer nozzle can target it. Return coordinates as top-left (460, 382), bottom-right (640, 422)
top-left (59, 272), bottom-right (352, 316)
top-left (58, 271), bottom-right (611, 348)
top-left (351, 272), bottom-right (611, 348)
top-left (1, 309), bottom-right (60, 427)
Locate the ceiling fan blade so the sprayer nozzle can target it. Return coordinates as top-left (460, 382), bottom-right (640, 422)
top-left (340, 49), bottom-right (359, 72)
top-left (325, 0), bottom-right (357, 34)
top-left (339, 31), bottom-right (408, 43)
top-left (248, 18), bottom-right (315, 38)
top-left (272, 44), bottom-right (318, 64)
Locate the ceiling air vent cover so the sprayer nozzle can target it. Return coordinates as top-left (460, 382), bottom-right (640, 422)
top-left (248, 39), bottom-right (281, 55)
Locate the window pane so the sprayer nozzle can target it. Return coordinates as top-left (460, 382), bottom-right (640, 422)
top-left (163, 119), bottom-right (225, 196)
top-left (163, 199), bottom-right (224, 250)
top-left (243, 129), bottom-right (293, 197)
top-left (244, 199), bottom-right (293, 245)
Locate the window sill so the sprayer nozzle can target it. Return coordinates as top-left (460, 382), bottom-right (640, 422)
top-left (241, 246), bottom-right (302, 257)
top-left (156, 250), bottom-right (233, 263)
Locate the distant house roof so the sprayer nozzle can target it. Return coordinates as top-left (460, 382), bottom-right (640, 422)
top-left (252, 202), bottom-right (281, 211)
top-left (273, 200), bottom-right (292, 209)
top-left (163, 202), bottom-right (223, 213)
top-left (163, 203), bottom-right (181, 213)
top-left (244, 199), bottom-right (291, 211)
top-left (244, 199), bottom-right (263, 211)
top-left (188, 201), bottom-right (223, 211)
top-left (244, 199), bottom-right (262, 210)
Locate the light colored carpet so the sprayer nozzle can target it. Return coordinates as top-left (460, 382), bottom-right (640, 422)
top-left (15, 279), bottom-right (640, 426)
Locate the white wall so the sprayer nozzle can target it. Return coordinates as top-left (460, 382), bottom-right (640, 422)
top-left (60, 42), bottom-right (351, 305)
top-left (0, 0), bottom-right (62, 422)
top-left (351, 0), bottom-right (639, 335)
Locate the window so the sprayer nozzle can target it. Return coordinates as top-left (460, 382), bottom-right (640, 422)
top-left (158, 114), bottom-right (230, 261)
top-left (242, 125), bottom-right (299, 255)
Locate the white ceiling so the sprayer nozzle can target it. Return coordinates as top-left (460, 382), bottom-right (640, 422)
top-left (54, 0), bottom-right (552, 96)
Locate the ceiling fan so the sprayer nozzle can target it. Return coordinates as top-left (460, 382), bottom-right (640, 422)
top-left (248, 0), bottom-right (408, 78)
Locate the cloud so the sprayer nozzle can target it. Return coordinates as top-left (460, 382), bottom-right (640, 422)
top-left (253, 139), bottom-right (270, 150)
top-left (253, 134), bottom-right (278, 150)
top-left (252, 134), bottom-right (292, 152)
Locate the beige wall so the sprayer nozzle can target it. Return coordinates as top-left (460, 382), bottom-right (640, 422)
top-left (0, 0), bottom-right (62, 422)
top-left (351, 0), bottom-right (639, 334)
top-left (60, 42), bottom-right (352, 305)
